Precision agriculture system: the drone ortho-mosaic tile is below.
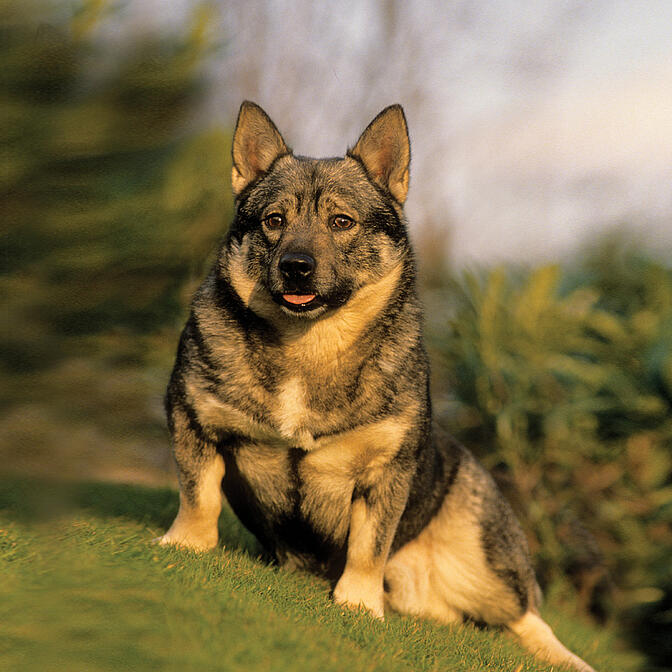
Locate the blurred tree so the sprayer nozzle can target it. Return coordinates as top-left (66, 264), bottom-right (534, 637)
top-left (0, 0), bottom-right (232, 479)
top-left (1, 0), bottom-right (230, 374)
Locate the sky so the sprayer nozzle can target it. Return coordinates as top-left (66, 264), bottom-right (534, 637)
top-left (118, 0), bottom-right (672, 266)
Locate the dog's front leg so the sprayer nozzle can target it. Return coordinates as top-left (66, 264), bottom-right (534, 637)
top-left (333, 466), bottom-right (410, 619)
top-left (159, 404), bottom-right (224, 551)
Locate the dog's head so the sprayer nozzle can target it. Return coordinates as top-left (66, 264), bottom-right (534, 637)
top-left (223, 101), bottom-right (411, 320)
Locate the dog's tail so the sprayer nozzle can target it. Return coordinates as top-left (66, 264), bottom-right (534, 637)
top-left (508, 611), bottom-right (597, 672)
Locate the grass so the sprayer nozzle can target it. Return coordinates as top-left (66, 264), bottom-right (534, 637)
top-left (0, 477), bottom-right (644, 672)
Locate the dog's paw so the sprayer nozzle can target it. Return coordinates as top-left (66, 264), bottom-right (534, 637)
top-left (153, 530), bottom-right (217, 552)
top-left (333, 571), bottom-right (385, 619)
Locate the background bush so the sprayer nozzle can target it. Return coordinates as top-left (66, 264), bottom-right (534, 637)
top-left (0, 0), bottom-right (233, 481)
top-left (426, 242), bottom-right (672, 668)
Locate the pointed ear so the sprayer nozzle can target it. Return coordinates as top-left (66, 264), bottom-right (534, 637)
top-left (348, 105), bottom-right (410, 204)
top-left (231, 101), bottom-right (290, 195)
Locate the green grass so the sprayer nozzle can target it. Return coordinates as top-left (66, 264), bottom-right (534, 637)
top-left (0, 478), bottom-right (644, 672)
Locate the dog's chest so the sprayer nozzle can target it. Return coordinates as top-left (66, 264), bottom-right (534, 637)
top-left (272, 377), bottom-right (316, 448)
top-left (190, 372), bottom-right (333, 451)
top-left (224, 440), bottom-right (354, 558)
top-left (222, 406), bottom-right (411, 556)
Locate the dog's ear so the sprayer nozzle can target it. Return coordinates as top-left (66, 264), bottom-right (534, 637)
top-left (231, 101), bottom-right (290, 195)
top-left (349, 105), bottom-right (410, 204)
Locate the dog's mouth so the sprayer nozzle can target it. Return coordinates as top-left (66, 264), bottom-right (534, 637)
top-left (282, 293), bottom-right (316, 306)
top-left (278, 293), bottom-right (323, 313)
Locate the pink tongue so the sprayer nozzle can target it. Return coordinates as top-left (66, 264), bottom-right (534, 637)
top-left (283, 294), bottom-right (316, 305)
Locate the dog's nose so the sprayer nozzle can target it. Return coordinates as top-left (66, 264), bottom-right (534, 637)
top-left (279, 253), bottom-right (315, 280)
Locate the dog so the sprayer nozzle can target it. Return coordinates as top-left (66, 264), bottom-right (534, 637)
top-left (160, 101), bottom-right (596, 672)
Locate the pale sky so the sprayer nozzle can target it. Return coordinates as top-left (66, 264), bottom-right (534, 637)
top-left (114, 0), bottom-right (672, 265)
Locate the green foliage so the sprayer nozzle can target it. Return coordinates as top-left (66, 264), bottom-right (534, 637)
top-left (0, 477), bottom-right (641, 672)
top-left (432, 244), bottom-right (672, 664)
top-left (0, 0), bottom-right (232, 479)
top-left (1, 0), bottom-right (231, 375)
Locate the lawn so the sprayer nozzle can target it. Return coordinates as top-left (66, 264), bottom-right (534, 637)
top-left (0, 478), bottom-right (643, 672)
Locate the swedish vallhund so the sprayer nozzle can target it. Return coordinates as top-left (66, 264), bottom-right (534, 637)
top-left (160, 101), bottom-right (597, 672)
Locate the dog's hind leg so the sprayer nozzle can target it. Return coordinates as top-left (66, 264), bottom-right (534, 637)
top-left (508, 611), bottom-right (597, 672)
top-left (384, 550), bottom-right (463, 624)
top-left (385, 537), bottom-right (597, 672)
top-left (159, 406), bottom-right (224, 551)
top-left (384, 453), bottom-right (598, 672)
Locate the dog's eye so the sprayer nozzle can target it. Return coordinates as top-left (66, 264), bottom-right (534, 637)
top-left (331, 215), bottom-right (355, 230)
top-left (264, 214), bottom-right (285, 228)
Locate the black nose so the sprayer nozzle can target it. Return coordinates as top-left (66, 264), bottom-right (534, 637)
top-left (279, 253), bottom-right (315, 280)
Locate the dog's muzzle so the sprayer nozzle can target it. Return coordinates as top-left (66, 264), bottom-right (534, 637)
top-left (277, 252), bottom-right (320, 311)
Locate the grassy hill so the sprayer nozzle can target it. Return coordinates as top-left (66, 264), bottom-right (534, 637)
top-left (0, 477), bottom-right (643, 672)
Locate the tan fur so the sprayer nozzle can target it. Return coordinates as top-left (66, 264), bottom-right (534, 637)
top-left (307, 414), bottom-right (415, 618)
top-left (309, 411), bottom-right (413, 472)
top-left (350, 105), bottom-right (410, 204)
top-left (226, 236), bottom-right (280, 320)
top-left (231, 102), bottom-right (289, 195)
top-left (186, 367), bottom-right (414, 460)
top-left (184, 380), bottom-right (276, 444)
top-left (159, 453), bottom-right (224, 551)
top-left (234, 443), bottom-right (294, 515)
top-left (225, 236), bottom-right (256, 307)
top-left (297, 411), bottom-right (415, 545)
top-left (273, 377), bottom-right (314, 447)
top-left (509, 612), bottom-right (597, 672)
top-left (333, 498), bottom-right (387, 618)
top-left (231, 169), bottom-right (248, 203)
top-left (302, 411), bottom-right (412, 482)
top-left (385, 470), bottom-right (524, 625)
top-left (280, 259), bottom-right (405, 367)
